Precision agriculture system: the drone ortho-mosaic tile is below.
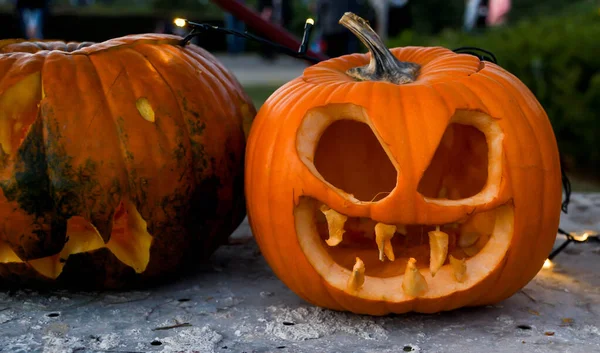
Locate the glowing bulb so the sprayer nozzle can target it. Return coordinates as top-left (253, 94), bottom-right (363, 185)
top-left (174, 18), bottom-right (187, 28)
top-left (543, 259), bottom-right (553, 269)
top-left (571, 231), bottom-right (592, 242)
top-left (306, 18), bottom-right (315, 25)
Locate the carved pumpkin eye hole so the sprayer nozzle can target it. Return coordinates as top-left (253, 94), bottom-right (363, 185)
top-left (417, 123), bottom-right (489, 200)
top-left (314, 120), bottom-right (397, 202)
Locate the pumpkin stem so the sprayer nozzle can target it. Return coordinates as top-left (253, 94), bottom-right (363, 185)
top-left (339, 12), bottom-right (419, 84)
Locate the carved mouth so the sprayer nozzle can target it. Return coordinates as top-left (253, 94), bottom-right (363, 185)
top-left (295, 197), bottom-right (514, 299)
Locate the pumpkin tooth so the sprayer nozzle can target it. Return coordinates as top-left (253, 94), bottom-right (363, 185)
top-left (320, 205), bottom-right (347, 247)
top-left (449, 255), bottom-right (467, 283)
top-left (402, 258), bottom-right (428, 297)
top-left (428, 226), bottom-right (449, 277)
top-left (458, 232), bottom-right (480, 248)
top-left (347, 257), bottom-right (365, 291)
top-left (375, 223), bottom-right (396, 261)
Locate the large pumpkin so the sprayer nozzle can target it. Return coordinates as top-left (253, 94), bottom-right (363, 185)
top-left (245, 13), bottom-right (562, 315)
top-left (0, 34), bottom-right (255, 288)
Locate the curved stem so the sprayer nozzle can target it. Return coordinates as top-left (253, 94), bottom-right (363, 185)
top-left (339, 12), bottom-right (420, 84)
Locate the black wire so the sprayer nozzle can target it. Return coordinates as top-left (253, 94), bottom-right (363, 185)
top-left (560, 156), bottom-right (572, 214)
top-left (180, 21), bottom-right (502, 67)
top-left (180, 23), bottom-right (322, 64)
top-left (548, 236), bottom-right (573, 260)
top-left (452, 46), bottom-right (498, 64)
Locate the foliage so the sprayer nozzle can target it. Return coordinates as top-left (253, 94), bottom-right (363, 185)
top-left (508, 0), bottom-right (597, 22)
top-left (408, 0), bottom-right (465, 34)
top-left (402, 0), bottom-right (593, 35)
top-left (389, 6), bottom-right (600, 174)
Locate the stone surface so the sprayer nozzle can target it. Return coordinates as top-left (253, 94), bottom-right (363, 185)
top-left (1, 193), bottom-right (599, 353)
top-left (212, 54), bottom-right (307, 86)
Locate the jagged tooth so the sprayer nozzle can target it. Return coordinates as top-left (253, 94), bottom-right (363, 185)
top-left (402, 258), bottom-right (428, 297)
top-left (375, 223), bottom-right (396, 262)
top-left (347, 257), bottom-right (365, 291)
top-left (320, 205), bottom-right (347, 247)
top-left (428, 228), bottom-right (449, 277)
top-left (449, 255), bottom-right (467, 283)
top-left (458, 232), bottom-right (480, 248)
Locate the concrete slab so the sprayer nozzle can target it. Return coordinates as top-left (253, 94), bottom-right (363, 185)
top-left (1, 193), bottom-right (599, 353)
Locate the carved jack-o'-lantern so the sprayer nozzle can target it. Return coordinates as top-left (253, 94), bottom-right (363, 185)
top-left (245, 13), bottom-right (562, 314)
top-left (0, 34), bottom-right (254, 288)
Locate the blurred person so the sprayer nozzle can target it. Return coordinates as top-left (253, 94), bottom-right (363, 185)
top-left (486, 0), bottom-right (511, 26)
top-left (463, 0), bottom-right (489, 32)
top-left (315, 0), bottom-right (362, 57)
top-left (15, 0), bottom-right (49, 39)
top-left (224, 0), bottom-right (246, 55)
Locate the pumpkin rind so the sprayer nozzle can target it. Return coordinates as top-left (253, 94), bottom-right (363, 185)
top-left (0, 34), bottom-right (255, 288)
top-left (245, 44), bottom-right (562, 314)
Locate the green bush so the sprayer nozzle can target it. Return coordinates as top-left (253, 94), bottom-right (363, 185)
top-left (388, 6), bottom-right (600, 175)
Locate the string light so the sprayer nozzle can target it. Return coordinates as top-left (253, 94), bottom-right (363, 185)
top-left (298, 18), bottom-right (315, 55)
top-left (542, 228), bottom-right (599, 270)
top-left (175, 17), bottom-right (321, 63)
top-left (174, 18), bottom-right (187, 28)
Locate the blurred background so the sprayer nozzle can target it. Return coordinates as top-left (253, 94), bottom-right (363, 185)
top-left (1, 0), bottom-right (598, 190)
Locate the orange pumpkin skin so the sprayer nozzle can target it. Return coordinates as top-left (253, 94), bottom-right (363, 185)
top-left (245, 45), bottom-right (562, 315)
top-left (0, 34), bottom-right (255, 288)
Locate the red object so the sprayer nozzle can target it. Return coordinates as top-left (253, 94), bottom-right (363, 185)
top-left (210, 0), bottom-right (329, 62)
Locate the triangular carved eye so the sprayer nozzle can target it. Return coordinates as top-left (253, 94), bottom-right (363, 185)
top-left (314, 119), bottom-right (397, 202)
top-left (418, 122), bottom-right (488, 200)
top-left (296, 104), bottom-right (398, 203)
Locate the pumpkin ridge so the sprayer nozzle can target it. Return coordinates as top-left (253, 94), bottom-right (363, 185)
top-left (184, 45), bottom-right (251, 132)
top-left (0, 36), bottom-right (180, 56)
top-left (267, 83), bottom-right (327, 298)
top-left (133, 46), bottom-right (194, 170)
top-left (459, 74), bottom-right (546, 302)
top-left (75, 54), bottom-right (127, 242)
top-left (146, 47), bottom-right (211, 180)
top-left (466, 69), bottom-right (555, 304)
top-left (180, 47), bottom-right (234, 126)
top-left (86, 54), bottom-right (136, 213)
top-left (127, 45), bottom-right (199, 257)
top-left (189, 45), bottom-right (256, 138)
top-left (66, 38), bottom-right (182, 56)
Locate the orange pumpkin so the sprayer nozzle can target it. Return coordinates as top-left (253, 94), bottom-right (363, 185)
top-left (245, 13), bottom-right (562, 315)
top-left (0, 34), bottom-right (255, 288)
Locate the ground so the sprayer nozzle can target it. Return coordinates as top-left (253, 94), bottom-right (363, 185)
top-left (0, 192), bottom-right (599, 353)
